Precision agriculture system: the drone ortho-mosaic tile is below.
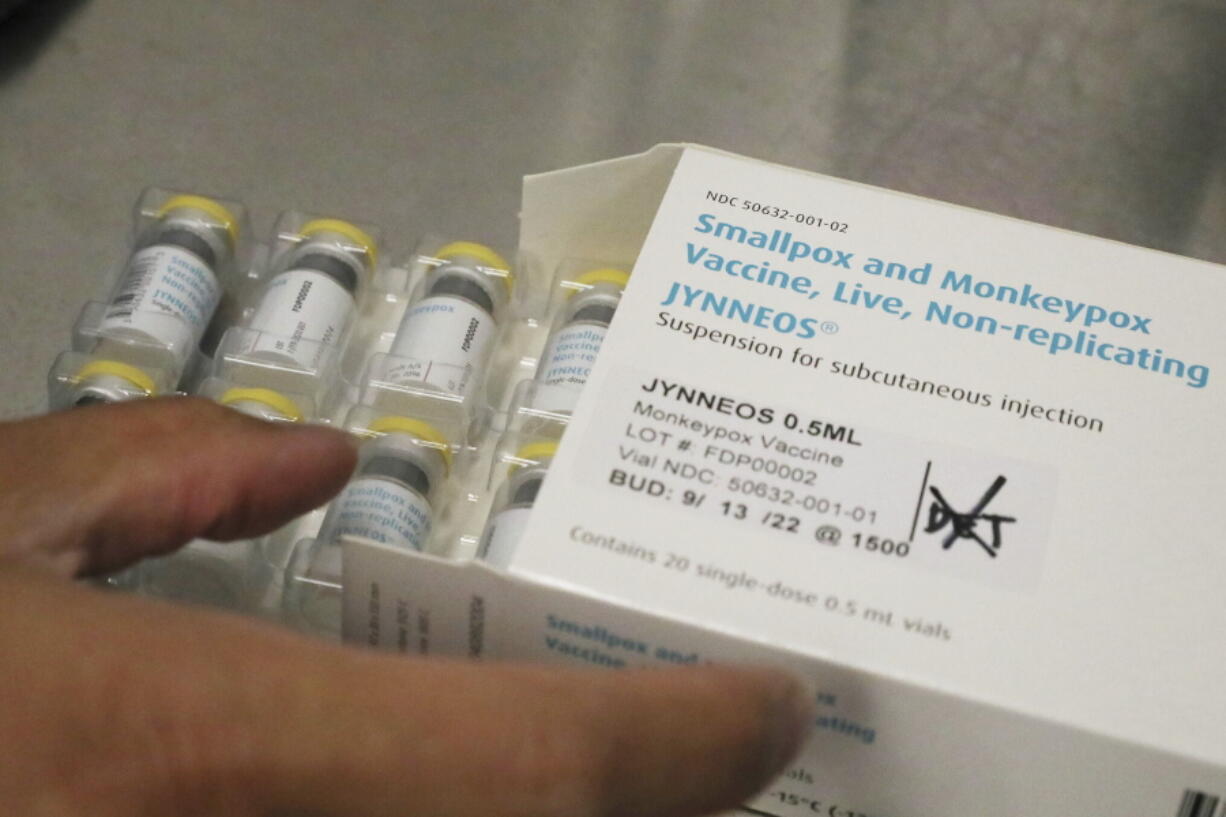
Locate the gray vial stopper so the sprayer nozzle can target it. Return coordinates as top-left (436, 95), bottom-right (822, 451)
top-left (361, 454), bottom-right (433, 497)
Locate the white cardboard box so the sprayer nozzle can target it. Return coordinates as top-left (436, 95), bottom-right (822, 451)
top-left (343, 144), bottom-right (1226, 817)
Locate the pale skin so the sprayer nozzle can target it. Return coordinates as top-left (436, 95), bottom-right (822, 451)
top-left (0, 398), bottom-right (812, 817)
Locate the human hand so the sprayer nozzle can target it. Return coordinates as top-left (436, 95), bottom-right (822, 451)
top-left (0, 398), bottom-right (812, 817)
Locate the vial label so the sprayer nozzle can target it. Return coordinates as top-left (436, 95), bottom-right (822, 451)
top-left (239, 269), bottom-right (354, 370)
top-left (330, 476), bottom-right (432, 552)
top-left (99, 245), bottom-right (221, 358)
top-left (385, 296), bottom-right (496, 398)
top-left (480, 506), bottom-right (532, 569)
top-left (538, 323), bottom-right (608, 388)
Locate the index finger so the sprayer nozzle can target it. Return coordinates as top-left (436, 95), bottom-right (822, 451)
top-left (0, 397), bottom-right (356, 576)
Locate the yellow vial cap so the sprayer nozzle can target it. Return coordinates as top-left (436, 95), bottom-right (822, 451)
top-left (368, 415), bottom-right (452, 472)
top-left (157, 194), bottom-right (240, 247)
top-left (219, 387), bottom-right (303, 422)
top-left (300, 218), bottom-right (379, 268)
top-left (570, 267), bottom-right (630, 295)
top-left (74, 359), bottom-right (157, 396)
top-left (434, 241), bottom-right (513, 294)
top-left (514, 439), bottom-right (559, 466)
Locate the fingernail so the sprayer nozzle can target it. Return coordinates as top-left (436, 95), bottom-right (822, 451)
top-left (762, 673), bottom-right (814, 777)
top-left (281, 422), bottom-right (359, 446)
top-left (338, 428), bottom-right (365, 453)
top-left (275, 424), bottom-right (363, 465)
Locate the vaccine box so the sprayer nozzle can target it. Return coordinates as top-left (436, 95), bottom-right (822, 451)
top-left (342, 145), bottom-right (1226, 817)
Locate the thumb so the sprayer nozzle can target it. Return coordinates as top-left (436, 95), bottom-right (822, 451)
top-left (0, 397), bottom-right (357, 576)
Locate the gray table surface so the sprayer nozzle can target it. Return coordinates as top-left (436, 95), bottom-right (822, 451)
top-left (2, 0), bottom-right (1224, 419)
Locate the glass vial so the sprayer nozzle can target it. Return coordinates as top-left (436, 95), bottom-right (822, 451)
top-left (534, 267), bottom-right (628, 412)
top-left (385, 242), bottom-right (511, 400)
top-left (322, 416), bottom-right (452, 552)
top-left (479, 440), bottom-right (556, 569)
top-left (241, 218), bottom-right (375, 371)
top-left (74, 195), bottom-right (239, 404)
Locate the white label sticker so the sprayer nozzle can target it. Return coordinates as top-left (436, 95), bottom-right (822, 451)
top-left (99, 245), bottom-right (221, 357)
top-left (240, 269), bottom-right (354, 370)
top-left (539, 323), bottom-right (608, 388)
top-left (385, 296), bottom-right (496, 398)
top-left (480, 506), bottom-right (533, 569)
top-left (577, 367), bottom-right (1056, 593)
top-left (330, 476), bottom-right (432, 552)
